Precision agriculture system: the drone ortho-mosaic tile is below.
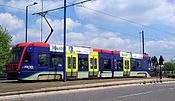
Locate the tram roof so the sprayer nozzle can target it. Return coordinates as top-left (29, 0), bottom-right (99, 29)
top-left (12, 42), bottom-right (149, 58)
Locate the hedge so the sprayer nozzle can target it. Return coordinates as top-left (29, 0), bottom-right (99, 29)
top-left (167, 74), bottom-right (175, 78)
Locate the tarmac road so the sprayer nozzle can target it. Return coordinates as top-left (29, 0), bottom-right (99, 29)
top-left (1, 81), bottom-right (175, 101)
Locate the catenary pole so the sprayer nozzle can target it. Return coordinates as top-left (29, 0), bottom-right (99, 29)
top-left (141, 30), bottom-right (145, 54)
top-left (25, 6), bottom-right (28, 42)
top-left (63, 0), bottom-right (67, 82)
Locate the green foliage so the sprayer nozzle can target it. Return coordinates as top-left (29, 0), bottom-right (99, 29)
top-left (0, 73), bottom-right (6, 78)
top-left (0, 25), bottom-right (12, 72)
top-left (163, 61), bottom-right (175, 72)
top-left (167, 74), bottom-right (175, 78)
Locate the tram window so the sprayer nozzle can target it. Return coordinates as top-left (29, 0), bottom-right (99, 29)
top-left (73, 57), bottom-right (76, 69)
top-left (23, 51), bottom-right (31, 63)
top-left (90, 58), bottom-right (97, 69)
top-left (68, 57), bottom-right (71, 68)
top-left (52, 54), bottom-right (62, 67)
top-left (131, 60), bottom-right (136, 70)
top-left (125, 61), bottom-right (127, 69)
top-left (125, 60), bottom-right (129, 69)
top-left (38, 53), bottom-right (50, 66)
top-left (79, 58), bottom-right (88, 70)
top-left (104, 59), bottom-right (111, 69)
top-left (9, 47), bottom-right (23, 64)
top-left (90, 58), bottom-right (93, 69)
top-left (94, 58), bottom-right (97, 69)
top-left (137, 60), bottom-right (142, 68)
top-left (142, 60), bottom-right (147, 67)
top-left (117, 60), bottom-right (123, 70)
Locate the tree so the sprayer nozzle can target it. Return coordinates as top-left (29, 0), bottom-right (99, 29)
top-left (0, 26), bottom-right (12, 72)
top-left (163, 61), bottom-right (175, 74)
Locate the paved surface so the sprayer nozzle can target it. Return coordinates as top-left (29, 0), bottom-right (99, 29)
top-left (0, 78), bottom-right (141, 93)
top-left (0, 78), bottom-right (174, 96)
top-left (1, 81), bottom-right (175, 101)
top-left (0, 78), bottom-right (136, 93)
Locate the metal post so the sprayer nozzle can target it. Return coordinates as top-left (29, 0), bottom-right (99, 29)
top-left (25, 2), bottom-right (38, 43)
top-left (141, 30), bottom-right (145, 54)
top-left (41, 0), bottom-right (43, 42)
top-left (25, 6), bottom-right (28, 42)
top-left (63, 0), bottom-right (67, 82)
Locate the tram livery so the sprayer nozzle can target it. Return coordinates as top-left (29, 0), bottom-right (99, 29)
top-left (6, 42), bottom-right (151, 80)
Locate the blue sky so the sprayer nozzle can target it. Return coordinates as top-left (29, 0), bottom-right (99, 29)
top-left (1, 0), bottom-right (175, 61)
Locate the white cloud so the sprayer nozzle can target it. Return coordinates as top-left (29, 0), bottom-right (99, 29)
top-left (2, 0), bottom-right (175, 62)
top-left (0, 0), bottom-right (4, 4)
top-left (66, 18), bottom-right (81, 30)
top-left (36, 17), bottom-right (80, 34)
top-left (12, 28), bottom-right (41, 43)
top-left (45, 18), bottom-right (81, 44)
top-left (146, 40), bottom-right (175, 50)
top-left (75, 0), bottom-right (175, 26)
top-left (10, 16), bottom-right (80, 44)
top-left (0, 13), bottom-right (24, 31)
top-left (6, 0), bottom-right (63, 13)
top-left (145, 39), bottom-right (175, 61)
top-left (67, 26), bottom-right (139, 52)
top-left (67, 26), bottom-right (175, 61)
top-left (84, 24), bottom-right (98, 32)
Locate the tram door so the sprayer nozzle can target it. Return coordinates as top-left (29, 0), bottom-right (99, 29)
top-left (49, 54), bottom-right (58, 80)
top-left (123, 58), bottom-right (131, 76)
top-left (50, 54), bottom-right (63, 80)
top-left (88, 52), bottom-right (99, 78)
top-left (66, 53), bottom-right (78, 79)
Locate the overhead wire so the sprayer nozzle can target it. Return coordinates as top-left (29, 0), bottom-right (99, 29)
top-left (46, 1), bottom-right (163, 41)
top-left (63, 1), bottom-right (142, 38)
top-left (0, 1), bottom-right (171, 41)
top-left (0, 2), bottom-right (168, 35)
top-left (0, 4), bottom-right (25, 11)
top-left (79, 5), bottom-right (175, 36)
top-left (62, 0), bottom-right (167, 41)
top-left (47, 12), bottom-right (159, 41)
top-left (1, 1), bottom-right (174, 36)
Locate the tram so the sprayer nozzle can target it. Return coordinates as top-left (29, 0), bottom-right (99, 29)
top-left (6, 42), bottom-right (151, 80)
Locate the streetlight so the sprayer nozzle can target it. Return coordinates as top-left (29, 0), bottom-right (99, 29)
top-left (25, 2), bottom-right (38, 42)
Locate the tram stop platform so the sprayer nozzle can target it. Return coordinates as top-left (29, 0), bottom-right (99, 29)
top-left (0, 77), bottom-right (174, 96)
